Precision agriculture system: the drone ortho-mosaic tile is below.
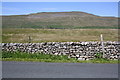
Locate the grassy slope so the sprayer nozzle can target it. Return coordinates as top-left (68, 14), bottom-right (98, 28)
top-left (2, 51), bottom-right (118, 63)
top-left (2, 28), bottom-right (119, 43)
top-left (2, 12), bottom-right (118, 29)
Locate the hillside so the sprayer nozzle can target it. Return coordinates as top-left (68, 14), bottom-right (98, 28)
top-left (2, 11), bottom-right (118, 29)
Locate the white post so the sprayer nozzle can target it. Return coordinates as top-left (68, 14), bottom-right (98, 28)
top-left (100, 34), bottom-right (105, 58)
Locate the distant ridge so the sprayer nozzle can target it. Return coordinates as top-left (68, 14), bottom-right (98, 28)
top-left (2, 11), bottom-right (118, 29)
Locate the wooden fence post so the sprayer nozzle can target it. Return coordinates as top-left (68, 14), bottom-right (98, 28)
top-left (28, 36), bottom-right (32, 43)
top-left (100, 34), bottom-right (105, 58)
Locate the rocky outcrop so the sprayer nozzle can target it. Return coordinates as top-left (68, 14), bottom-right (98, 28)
top-left (2, 41), bottom-right (120, 60)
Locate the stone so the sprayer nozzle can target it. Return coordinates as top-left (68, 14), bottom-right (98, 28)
top-left (2, 41), bottom-right (120, 60)
top-left (78, 57), bottom-right (84, 60)
top-left (54, 53), bottom-right (59, 55)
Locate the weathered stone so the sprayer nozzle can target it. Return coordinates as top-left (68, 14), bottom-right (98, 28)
top-left (78, 57), bottom-right (84, 60)
top-left (2, 41), bottom-right (120, 60)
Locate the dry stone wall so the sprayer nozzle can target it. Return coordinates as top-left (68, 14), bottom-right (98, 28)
top-left (2, 41), bottom-right (120, 60)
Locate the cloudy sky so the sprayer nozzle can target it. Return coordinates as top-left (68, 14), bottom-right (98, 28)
top-left (2, 2), bottom-right (118, 17)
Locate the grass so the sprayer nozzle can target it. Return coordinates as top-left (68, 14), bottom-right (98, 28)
top-left (2, 28), bottom-right (119, 43)
top-left (2, 51), bottom-right (77, 62)
top-left (2, 51), bottom-right (119, 63)
top-left (2, 12), bottom-right (118, 29)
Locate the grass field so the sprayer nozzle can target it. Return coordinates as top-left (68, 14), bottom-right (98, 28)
top-left (2, 51), bottom-right (118, 63)
top-left (2, 28), bottom-right (119, 43)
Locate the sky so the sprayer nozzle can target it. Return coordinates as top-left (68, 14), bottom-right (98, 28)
top-left (1, 0), bottom-right (120, 2)
top-left (2, 2), bottom-right (118, 17)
